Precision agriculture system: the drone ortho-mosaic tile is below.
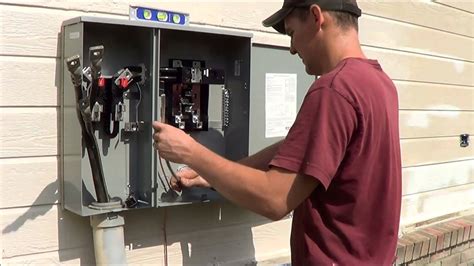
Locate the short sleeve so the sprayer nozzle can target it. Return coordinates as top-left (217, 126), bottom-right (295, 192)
top-left (269, 86), bottom-right (358, 189)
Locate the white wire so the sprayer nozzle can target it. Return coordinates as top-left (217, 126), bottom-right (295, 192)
top-left (135, 83), bottom-right (142, 122)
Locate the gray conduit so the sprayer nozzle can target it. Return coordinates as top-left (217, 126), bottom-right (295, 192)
top-left (66, 48), bottom-right (128, 266)
top-left (90, 213), bottom-right (127, 265)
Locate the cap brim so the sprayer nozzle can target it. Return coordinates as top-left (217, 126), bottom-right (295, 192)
top-left (262, 7), bottom-right (293, 34)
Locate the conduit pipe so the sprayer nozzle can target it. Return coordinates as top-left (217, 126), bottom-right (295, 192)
top-left (90, 213), bottom-right (127, 265)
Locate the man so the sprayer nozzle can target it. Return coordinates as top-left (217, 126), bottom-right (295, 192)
top-left (153, 0), bottom-right (401, 264)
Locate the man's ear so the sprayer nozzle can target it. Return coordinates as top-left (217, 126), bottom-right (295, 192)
top-left (309, 4), bottom-right (324, 30)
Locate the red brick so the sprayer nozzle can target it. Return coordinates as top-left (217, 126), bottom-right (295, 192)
top-left (460, 228), bottom-right (467, 244)
top-left (407, 256), bottom-right (430, 265)
top-left (452, 243), bottom-right (471, 254)
top-left (396, 242), bottom-right (407, 264)
top-left (419, 239), bottom-right (430, 258)
top-left (452, 231), bottom-right (459, 246)
top-left (457, 219), bottom-right (473, 242)
top-left (397, 236), bottom-right (415, 263)
top-left (448, 220), bottom-right (467, 244)
top-left (403, 234), bottom-right (426, 260)
top-left (399, 216), bottom-right (474, 265)
top-left (451, 229), bottom-right (459, 246)
top-left (440, 253), bottom-right (461, 265)
top-left (412, 242), bottom-right (422, 260)
top-left (457, 218), bottom-right (474, 242)
top-left (418, 230), bottom-right (438, 255)
top-left (467, 226), bottom-right (473, 242)
top-left (462, 247), bottom-right (474, 263)
top-left (423, 227), bottom-right (445, 252)
top-left (462, 217), bottom-right (474, 241)
top-left (434, 224), bottom-right (453, 249)
top-left (405, 242), bottom-right (415, 263)
top-left (416, 233), bottom-right (431, 258)
top-left (430, 249), bottom-right (451, 262)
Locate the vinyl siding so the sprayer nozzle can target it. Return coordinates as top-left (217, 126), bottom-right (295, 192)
top-left (1, 0), bottom-right (473, 264)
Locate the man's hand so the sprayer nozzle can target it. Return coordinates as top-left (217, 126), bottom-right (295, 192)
top-left (170, 167), bottom-right (211, 192)
top-left (152, 122), bottom-right (197, 164)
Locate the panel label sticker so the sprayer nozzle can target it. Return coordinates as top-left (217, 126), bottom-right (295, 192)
top-left (265, 73), bottom-right (297, 138)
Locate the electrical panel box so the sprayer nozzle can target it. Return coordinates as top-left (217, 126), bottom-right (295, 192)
top-left (61, 16), bottom-right (251, 216)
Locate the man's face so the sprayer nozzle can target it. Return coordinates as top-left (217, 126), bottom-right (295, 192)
top-left (284, 7), bottom-right (321, 75)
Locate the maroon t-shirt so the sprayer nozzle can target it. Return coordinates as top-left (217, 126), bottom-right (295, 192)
top-left (270, 58), bottom-right (401, 265)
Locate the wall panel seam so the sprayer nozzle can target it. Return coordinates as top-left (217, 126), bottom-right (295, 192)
top-left (401, 135), bottom-right (474, 140)
top-left (393, 79), bottom-right (474, 87)
top-left (362, 12), bottom-right (473, 39)
top-left (1, 3), bottom-right (472, 38)
top-left (402, 159), bottom-right (474, 169)
top-left (0, 203), bottom-right (59, 211)
top-left (361, 44), bottom-right (474, 63)
top-left (432, 1), bottom-right (474, 15)
top-left (0, 54), bottom-right (57, 59)
top-left (0, 155), bottom-right (58, 160)
top-left (403, 182), bottom-right (474, 197)
top-left (392, 79), bottom-right (474, 88)
top-left (400, 108), bottom-right (474, 112)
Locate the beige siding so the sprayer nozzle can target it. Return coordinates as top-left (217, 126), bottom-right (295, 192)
top-left (0, 157), bottom-right (58, 208)
top-left (0, 57), bottom-right (58, 107)
top-left (401, 183), bottom-right (474, 226)
top-left (0, 108), bottom-right (57, 158)
top-left (1, 0), bottom-right (473, 264)
top-left (401, 137), bottom-right (473, 167)
top-left (434, 0), bottom-right (474, 13)
top-left (402, 160), bottom-right (474, 195)
top-left (397, 81), bottom-right (474, 111)
top-left (1, 204), bottom-right (290, 264)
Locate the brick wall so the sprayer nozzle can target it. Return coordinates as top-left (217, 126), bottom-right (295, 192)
top-left (396, 215), bottom-right (474, 265)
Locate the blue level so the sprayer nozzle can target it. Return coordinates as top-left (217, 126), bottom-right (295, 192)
top-left (129, 6), bottom-right (189, 26)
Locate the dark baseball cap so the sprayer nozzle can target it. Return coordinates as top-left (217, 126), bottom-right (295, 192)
top-left (262, 0), bottom-right (361, 34)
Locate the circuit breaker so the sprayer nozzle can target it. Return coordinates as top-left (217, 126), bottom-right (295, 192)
top-left (61, 16), bottom-right (251, 216)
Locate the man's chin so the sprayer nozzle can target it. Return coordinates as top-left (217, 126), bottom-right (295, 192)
top-left (304, 65), bottom-right (321, 76)
top-left (304, 66), bottom-right (315, 76)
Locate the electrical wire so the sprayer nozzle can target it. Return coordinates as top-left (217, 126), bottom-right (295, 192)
top-left (166, 160), bottom-right (179, 182)
top-left (139, 81), bottom-right (170, 192)
top-left (133, 81), bottom-right (169, 192)
top-left (135, 83), bottom-right (142, 123)
top-left (156, 88), bottom-right (175, 191)
top-left (156, 155), bottom-right (170, 193)
top-left (159, 154), bottom-right (172, 191)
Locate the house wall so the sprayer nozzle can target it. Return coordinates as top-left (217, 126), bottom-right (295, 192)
top-left (1, 0), bottom-right (473, 264)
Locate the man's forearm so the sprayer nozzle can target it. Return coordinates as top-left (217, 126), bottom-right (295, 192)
top-left (238, 140), bottom-right (283, 170)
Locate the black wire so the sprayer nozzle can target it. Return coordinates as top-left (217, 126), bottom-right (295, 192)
top-left (156, 157), bottom-right (169, 193)
top-left (159, 154), bottom-right (172, 191)
top-left (166, 160), bottom-right (179, 182)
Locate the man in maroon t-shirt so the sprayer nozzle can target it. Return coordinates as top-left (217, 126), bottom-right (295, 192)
top-left (152, 0), bottom-right (401, 264)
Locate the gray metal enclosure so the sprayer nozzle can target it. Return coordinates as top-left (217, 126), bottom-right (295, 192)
top-left (61, 17), bottom-right (314, 217)
top-left (61, 17), bottom-right (251, 216)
